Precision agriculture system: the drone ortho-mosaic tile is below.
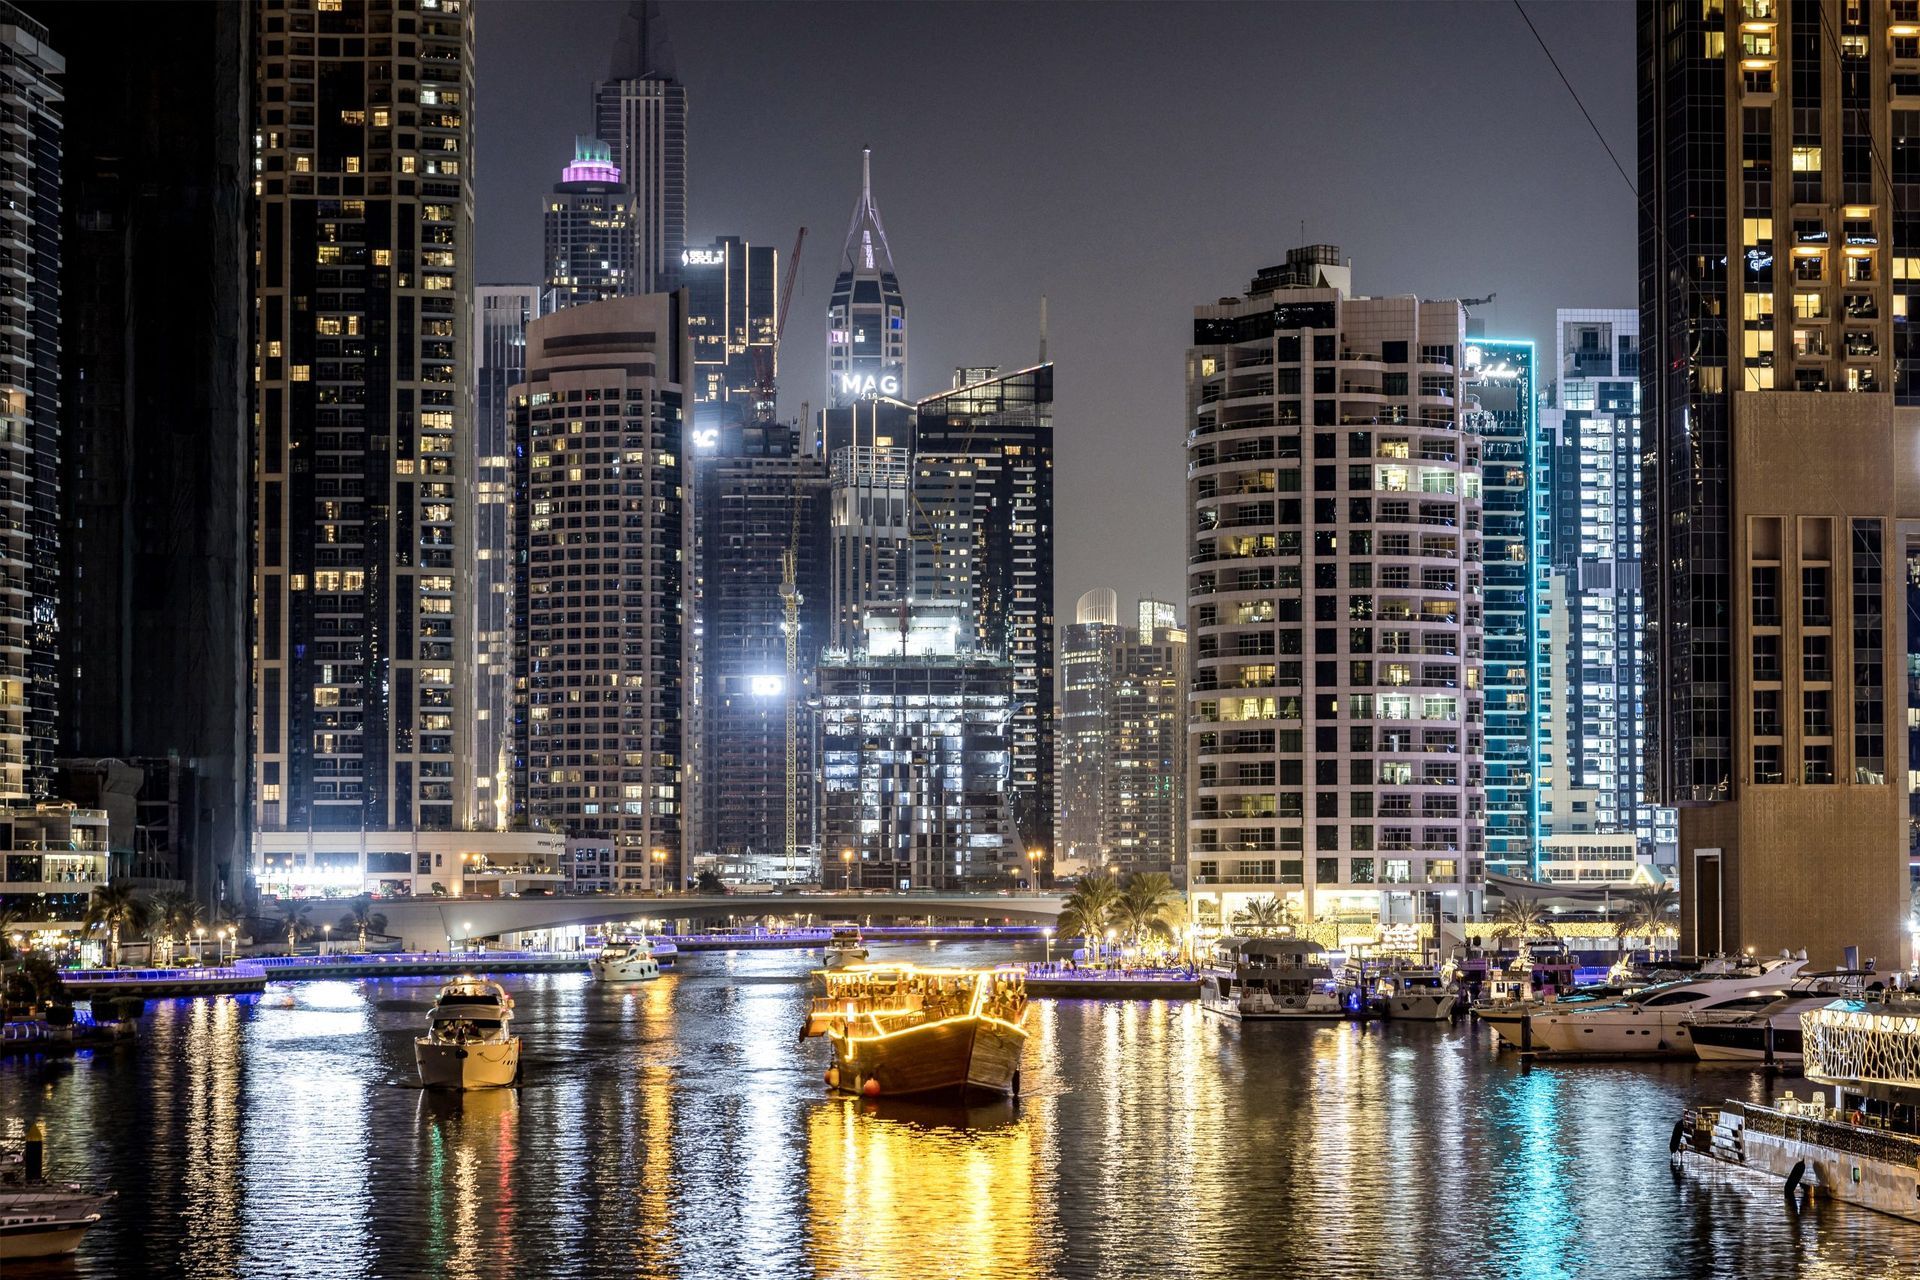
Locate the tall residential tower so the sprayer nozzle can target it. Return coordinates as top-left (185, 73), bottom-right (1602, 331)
top-left (827, 150), bottom-right (906, 407)
top-left (593, 1), bottom-right (685, 295)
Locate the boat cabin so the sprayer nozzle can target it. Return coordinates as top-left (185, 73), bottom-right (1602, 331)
top-left (804, 964), bottom-right (1026, 1040)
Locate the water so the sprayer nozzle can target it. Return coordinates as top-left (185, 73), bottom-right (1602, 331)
top-left (4, 939), bottom-right (1919, 1279)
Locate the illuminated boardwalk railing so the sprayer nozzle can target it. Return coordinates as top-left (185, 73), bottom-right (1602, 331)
top-left (1802, 998), bottom-right (1920, 1091)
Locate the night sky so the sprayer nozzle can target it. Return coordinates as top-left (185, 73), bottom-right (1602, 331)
top-left (477, 0), bottom-right (1636, 616)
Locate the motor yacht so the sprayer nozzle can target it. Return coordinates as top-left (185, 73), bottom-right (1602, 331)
top-left (1685, 972), bottom-right (1868, 1066)
top-left (802, 963), bottom-right (1027, 1097)
top-left (0, 1140), bottom-right (112, 1261)
top-left (1374, 963), bottom-right (1460, 1021)
top-left (414, 978), bottom-right (521, 1089)
top-left (823, 926), bottom-right (868, 967)
top-left (590, 940), bottom-right (661, 983)
top-left (1200, 938), bottom-right (1348, 1020)
top-left (1527, 954), bottom-right (1808, 1058)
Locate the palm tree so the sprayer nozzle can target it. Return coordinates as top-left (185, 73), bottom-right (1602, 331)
top-left (1487, 896), bottom-right (1556, 961)
top-left (1111, 872), bottom-right (1183, 948)
top-left (694, 869), bottom-right (727, 896)
top-left (1057, 873), bottom-right (1122, 963)
top-left (0, 906), bottom-right (21, 964)
top-left (147, 889), bottom-right (202, 962)
top-left (83, 883), bottom-right (150, 969)
top-left (280, 900), bottom-right (312, 956)
top-left (336, 895), bottom-right (388, 949)
top-left (1615, 883), bottom-right (1680, 960)
top-left (1231, 895), bottom-right (1294, 937)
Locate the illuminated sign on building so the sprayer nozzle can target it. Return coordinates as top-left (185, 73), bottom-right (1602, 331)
top-left (838, 371), bottom-right (900, 399)
top-left (682, 248), bottom-right (725, 266)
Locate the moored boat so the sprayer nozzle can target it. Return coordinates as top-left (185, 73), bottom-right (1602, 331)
top-left (1674, 990), bottom-right (1920, 1222)
top-left (414, 978), bottom-right (520, 1089)
top-left (823, 925), bottom-right (868, 967)
top-left (1374, 963), bottom-right (1460, 1021)
top-left (1685, 971), bottom-right (1866, 1066)
top-left (1527, 955), bottom-right (1806, 1058)
top-left (1200, 938), bottom-right (1348, 1020)
top-left (0, 1130), bottom-right (112, 1261)
top-left (802, 963), bottom-right (1027, 1098)
top-left (590, 940), bottom-right (661, 983)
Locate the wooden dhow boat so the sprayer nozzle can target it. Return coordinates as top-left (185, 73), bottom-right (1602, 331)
top-left (802, 963), bottom-right (1028, 1098)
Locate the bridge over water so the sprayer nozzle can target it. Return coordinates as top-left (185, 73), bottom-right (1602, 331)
top-left (321, 893), bottom-right (1066, 951)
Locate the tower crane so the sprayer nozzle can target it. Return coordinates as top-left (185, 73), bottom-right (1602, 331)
top-left (767, 227), bottom-right (807, 872)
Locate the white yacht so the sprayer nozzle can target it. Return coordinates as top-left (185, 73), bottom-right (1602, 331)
top-left (1527, 955), bottom-right (1808, 1058)
top-left (823, 926), bottom-right (868, 967)
top-left (0, 1186), bottom-right (113, 1261)
top-left (1374, 964), bottom-right (1459, 1021)
top-left (1200, 938), bottom-right (1348, 1020)
top-left (1686, 972), bottom-right (1866, 1066)
top-left (590, 940), bottom-right (661, 983)
top-left (415, 978), bottom-right (521, 1089)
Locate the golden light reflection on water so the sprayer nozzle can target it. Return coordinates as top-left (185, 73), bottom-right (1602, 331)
top-left (419, 1088), bottom-right (520, 1280)
top-left (806, 1094), bottom-right (1053, 1280)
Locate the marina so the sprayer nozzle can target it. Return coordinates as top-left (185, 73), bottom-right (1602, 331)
top-left (4, 938), bottom-right (1917, 1278)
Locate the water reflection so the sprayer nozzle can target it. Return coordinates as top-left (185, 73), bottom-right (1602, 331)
top-left (6, 944), bottom-right (1920, 1279)
top-left (806, 1094), bottom-right (1054, 1279)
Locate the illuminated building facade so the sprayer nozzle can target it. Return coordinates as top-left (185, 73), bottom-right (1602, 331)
top-left (1058, 590), bottom-right (1187, 879)
top-left (542, 138), bottom-right (635, 313)
top-left (474, 285), bottom-right (538, 829)
top-left (828, 441), bottom-right (913, 650)
top-left (826, 148), bottom-right (906, 408)
top-left (593, 0), bottom-right (684, 294)
top-left (1540, 308), bottom-right (1676, 864)
top-left (914, 364), bottom-right (1057, 852)
top-left (693, 420), bottom-right (830, 880)
top-left (250, 0), bottom-right (475, 839)
top-left (511, 294), bottom-right (688, 891)
top-left (0, 4), bottom-right (59, 805)
top-left (1465, 338), bottom-right (1540, 876)
top-left (682, 234), bottom-right (775, 429)
top-left (1185, 245), bottom-right (1486, 937)
top-left (1641, 1), bottom-right (1908, 963)
top-left (818, 607), bottom-right (1015, 891)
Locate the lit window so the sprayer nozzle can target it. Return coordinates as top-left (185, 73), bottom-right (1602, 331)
top-left (290, 364), bottom-right (311, 382)
top-left (1791, 146), bottom-right (1822, 172)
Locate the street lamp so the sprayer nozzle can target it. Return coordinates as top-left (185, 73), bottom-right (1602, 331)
top-left (196, 925), bottom-right (207, 966)
top-left (1043, 927), bottom-right (1054, 967)
top-left (1026, 848), bottom-right (1042, 896)
top-left (651, 848), bottom-right (667, 894)
top-left (322, 924), bottom-right (332, 957)
top-left (840, 847), bottom-right (854, 893)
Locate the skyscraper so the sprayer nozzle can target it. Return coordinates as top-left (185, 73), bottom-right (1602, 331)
top-left (593, 0), bottom-right (685, 295)
top-left (1185, 245), bottom-right (1486, 938)
top-left (542, 138), bottom-right (636, 313)
top-left (512, 294), bottom-right (688, 891)
top-left (818, 605), bottom-right (1014, 891)
top-left (1464, 339), bottom-right (1540, 877)
top-left (826, 149), bottom-right (906, 408)
top-left (1539, 308), bottom-right (1675, 863)
top-left (44, 0), bottom-right (250, 907)
top-left (251, 0), bottom-right (475, 836)
top-left (828, 441), bottom-right (913, 650)
top-left (1641, 1), bottom-right (1908, 963)
top-left (474, 285), bottom-right (538, 831)
top-left (0, 3), bottom-right (60, 805)
top-left (693, 421), bottom-right (829, 880)
top-left (914, 364), bottom-right (1056, 853)
top-left (682, 235), bottom-right (776, 430)
top-left (1057, 590), bottom-right (1187, 880)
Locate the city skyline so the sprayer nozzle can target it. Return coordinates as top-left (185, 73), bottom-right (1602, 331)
top-left (476, 0), bottom-right (1638, 613)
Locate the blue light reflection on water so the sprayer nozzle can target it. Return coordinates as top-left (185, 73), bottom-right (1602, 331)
top-left (4, 940), bottom-right (1920, 1279)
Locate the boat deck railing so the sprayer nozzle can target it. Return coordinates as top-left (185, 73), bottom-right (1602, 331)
top-left (1733, 1102), bottom-right (1920, 1169)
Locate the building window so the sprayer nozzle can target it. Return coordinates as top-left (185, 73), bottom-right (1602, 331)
top-left (1803, 745), bottom-right (1834, 784)
top-left (1753, 744), bottom-right (1784, 784)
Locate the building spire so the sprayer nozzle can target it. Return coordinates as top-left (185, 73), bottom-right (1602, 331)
top-left (1039, 295), bottom-right (1049, 365)
top-left (840, 147), bottom-right (894, 276)
top-left (863, 146), bottom-right (872, 204)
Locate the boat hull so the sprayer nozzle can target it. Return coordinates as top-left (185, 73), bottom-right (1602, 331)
top-left (1680, 1104), bottom-right (1920, 1224)
top-left (1529, 1011), bottom-right (1697, 1057)
top-left (1383, 993), bottom-right (1457, 1021)
top-left (591, 956), bottom-right (660, 982)
top-left (415, 1037), bottom-right (520, 1089)
top-left (828, 1015), bottom-right (1025, 1097)
top-left (1688, 1023), bottom-right (1803, 1064)
top-left (0, 1223), bottom-right (96, 1260)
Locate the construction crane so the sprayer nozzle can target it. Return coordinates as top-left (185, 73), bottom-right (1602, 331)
top-left (779, 505), bottom-right (802, 877)
top-left (753, 226), bottom-right (807, 422)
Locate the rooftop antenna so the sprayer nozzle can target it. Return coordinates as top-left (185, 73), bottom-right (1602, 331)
top-left (862, 146), bottom-right (872, 203)
top-left (1038, 295), bottom-right (1049, 365)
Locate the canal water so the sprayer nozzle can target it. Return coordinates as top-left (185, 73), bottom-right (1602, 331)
top-left (4, 939), bottom-right (1919, 1279)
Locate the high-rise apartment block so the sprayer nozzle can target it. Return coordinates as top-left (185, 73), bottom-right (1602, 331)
top-left (914, 365), bottom-right (1056, 851)
top-left (593, 1), bottom-right (685, 295)
top-left (474, 285), bottom-right (538, 830)
top-left (1540, 308), bottom-right (1675, 863)
top-left (693, 420), bottom-right (830, 881)
top-left (827, 150), bottom-right (906, 407)
top-left (251, 0), bottom-right (475, 837)
top-left (1185, 245), bottom-right (1486, 936)
top-left (1465, 339), bottom-right (1541, 877)
top-left (1058, 590), bottom-right (1187, 879)
top-left (819, 606), bottom-right (1015, 891)
top-left (682, 234), bottom-right (775, 429)
top-left (0, 4), bottom-right (60, 806)
top-left (47, 0), bottom-right (250, 907)
top-left (511, 294), bottom-right (688, 891)
top-left (542, 138), bottom-right (636, 313)
top-left (1641, 1), bottom-right (1910, 963)
top-left (828, 442), bottom-right (913, 649)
